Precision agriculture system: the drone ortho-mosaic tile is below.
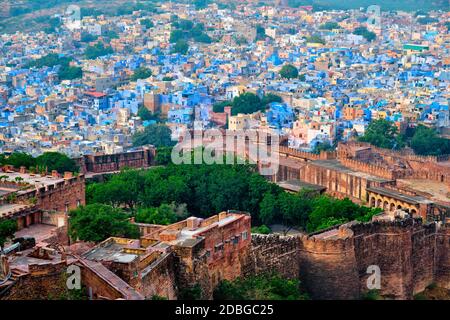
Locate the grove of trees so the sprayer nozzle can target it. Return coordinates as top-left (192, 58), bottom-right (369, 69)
top-left (213, 272), bottom-right (309, 300)
top-left (68, 204), bottom-right (139, 242)
top-left (358, 120), bottom-right (450, 156)
top-left (131, 67), bottom-right (152, 81)
top-left (226, 92), bottom-right (283, 116)
top-left (132, 124), bottom-right (175, 148)
top-left (85, 42), bottom-right (114, 59)
top-left (0, 151), bottom-right (79, 174)
top-left (85, 163), bottom-right (381, 234)
top-left (279, 64), bottom-right (299, 79)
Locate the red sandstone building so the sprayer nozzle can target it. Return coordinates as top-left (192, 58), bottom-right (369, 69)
top-left (0, 211), bottom-right (252, 300)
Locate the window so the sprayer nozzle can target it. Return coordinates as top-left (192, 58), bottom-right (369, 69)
top-left (242, 231), bottom-right (248, 240)
top-left (214, 243), bottom-right (223, 252)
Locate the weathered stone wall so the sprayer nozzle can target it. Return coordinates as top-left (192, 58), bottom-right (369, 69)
top-left (139, 252), bottom-right (178, 299)
top-left (299, 233), bottom-right (359, 300)
top-left (246, 219), bottom-right (450, 300)
top-left (172, 215), bottom-right (252, 300)
top-left (299, 161), bottom-right (370, 203)
top-left (1, 262), bottom-right (69, 300)
top-left (435, 224), bottom-right (450, 289)
top-left (246, 234), bottom-right (300, 279)
top-left (76, 147), bottom-right (156, 174)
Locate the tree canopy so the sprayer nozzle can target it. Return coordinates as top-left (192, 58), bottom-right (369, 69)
top-left (68, 204), bottom-right (139, 242)
top-left (0, 219), bottom-right (17, 252)
top-left (172, 40), bottom-right (189, 55)
top-left (137, 106), bottom-right (160, 122)
top-left (85, 42), bottom-right (114, 59)
top-left (306, 35), bottom-right (325, 45)
top-left (231, 92), bottom-right (263, 115)
top-left (35, 152), bottom-right (78, 173)
top-left (279, 64), bottom-right (299, 79)
top-left (0, 151), bottom-right (78, 173)
top-left (135, 203), bottom-right (187, 225)
top-left (353, 27), bottom-right (376, 42)
top-left (86, 163), bottom-right (381, 233)
top-left (132, 124), bottom-right (175, 148)
top-left (411, 125), bottom-right (450, 156)
top-left (131, 67), bottom-right (152, 81)
top-left (214, 273), bottom-right (309, 300)
top-left (358, 119), bottom-right (402, 149)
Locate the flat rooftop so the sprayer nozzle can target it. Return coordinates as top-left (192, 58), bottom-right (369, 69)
top-left (397, 179), bottom-right (450, 204)
top-left (311, 159), bottom-right (391, 183)
top-left (82, 239), bottom-right (141, 264)
top-left (0, 203), bottom-right (32, 218)
top-left (0, 171), bottom-right (68, 189)
top-left (277, 179), bottom-right (326, 193)
top-left (367, 186), bottom-right (432, 205)
top-left (166, 213), bottom-right (246, 246)
top-left (14, 223), bottom-right (57, 243)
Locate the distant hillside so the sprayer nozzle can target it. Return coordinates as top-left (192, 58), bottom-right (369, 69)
top-left (287, 0), bottom-right (449, 12)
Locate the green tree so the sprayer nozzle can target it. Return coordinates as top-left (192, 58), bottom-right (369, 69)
top-left (278, 191), bottom-right (312, 233)
top-left (131, 67), bottom-right (152, 81)
top-left (279, 64), bottom-right (299, 79)
top-left (358, 119), bottom-right (399, 149)
top-left (319, 22), bottom-right (340, 30)
top-left (259, 193), bottom-right (280, 226)
top-left (85, 42), bottom-right (114, 59)
top-left (172, 40), bottom-right (189, 55)
top-left (313, 141), bottom-right (335, 154)
top-left (35, 152), bottom-right (78, 173)
top-left (132, 124), bottom-right (175, 148)
top-left (135, 204), bottom-right (178, 225)
top-left (251, 225), bottom-right (271, 234)
top-left (80, 32), bottom-right (98, 43)
top-left (212, 100), bottom-right (232, 113)
top-left (353, 27), bottom-right (376, 42)
top-left (4, 152), bottom-right (36, 169)
top-left (306, 35), bottom-right (325, 45)
top-left (193, 32), bottom-right (212, 43)
top-left (411, 125), bottom-right (450, 156)
top-left (137, 106), bottom-right (160, 122)
top-left (231, 92), bottom-right (263, 115)
top-left (26, 53), bottom-right (71, 69)
top-left (179, 283), bottom-right (202, 300)
top-left (0, 219), bottom-right (17, 252)
top-left (169, 29), bottom-right (185, 43)
top-left (58, 65), bottom-right (82, 80)
top-left (214, 273), bottom-right (309, 300)
top-left (87, 169), bottom-right (143, 209)
top-left (178, 19), bottom-right (194, 31)
top-left (155, 147), bottom-right (173, 165)
top-left (255, 24), bottom-right (266, 41)
top-left (261, 93), bottom-right (282, 106)
top-left (69, 204), bottom-right (139, 242)
top-left (140, 19), bottom-right (154, 29)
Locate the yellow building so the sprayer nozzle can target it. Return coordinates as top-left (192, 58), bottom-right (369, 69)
top-left (228, 114), bottom-right (254, 130)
